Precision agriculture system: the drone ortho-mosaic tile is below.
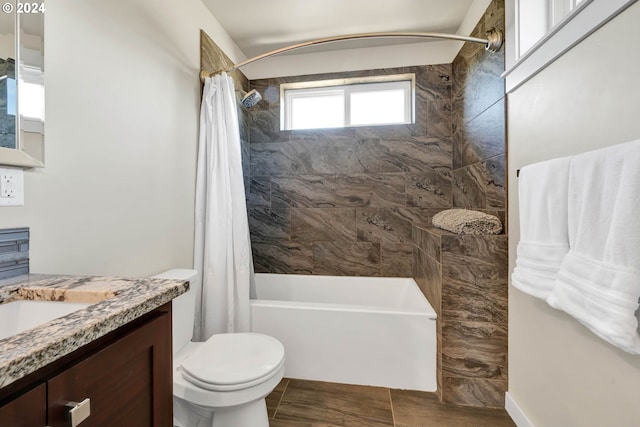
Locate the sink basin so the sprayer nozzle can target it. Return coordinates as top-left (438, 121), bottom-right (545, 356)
top-left (0, 300), bottom-right (91, 341)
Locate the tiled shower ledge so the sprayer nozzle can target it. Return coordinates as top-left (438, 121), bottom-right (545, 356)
top-left (0, 274), bottom-right (188, 389)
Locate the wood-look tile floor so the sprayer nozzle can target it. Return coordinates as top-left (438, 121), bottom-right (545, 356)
top-left (266, 379), bottom-right (516, 427)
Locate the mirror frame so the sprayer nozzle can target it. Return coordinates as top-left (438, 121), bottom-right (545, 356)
top-left (0, 8), bottom-right (44, 168)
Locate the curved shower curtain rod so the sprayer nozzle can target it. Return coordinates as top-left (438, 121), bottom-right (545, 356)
top-left (200, 29), bottom-right (503, 82)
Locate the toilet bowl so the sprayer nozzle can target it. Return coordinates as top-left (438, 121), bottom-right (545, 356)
top-left (152, 269), bottom-right (285, 427)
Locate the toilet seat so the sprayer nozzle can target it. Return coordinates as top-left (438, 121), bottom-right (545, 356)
top-left (179, 333), bottom-right (285, 392)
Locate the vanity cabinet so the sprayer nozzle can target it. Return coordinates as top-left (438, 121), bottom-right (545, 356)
top-left (0, 383), bottom-right (46, 426)
top-left (0, 304), bottom-right (172, 427)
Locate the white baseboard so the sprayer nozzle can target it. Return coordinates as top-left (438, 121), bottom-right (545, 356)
top-left (505, 392), bottom-right (535, 427)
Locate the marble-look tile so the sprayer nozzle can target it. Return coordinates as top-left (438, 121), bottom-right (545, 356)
top-left (356, 208), bottom-right (413, 243)
top-left (241, 134), bottom-right (250, 167)
top-left (335, 174), bottom-right (405, 208)
top-left (249, 109), bottom-right (289, 143)
top-left (484, 155), bottom-right (505, 209)
top-left (390, 389), bottom-right (516, 427)
top-left (442, 377), bottom-right (507, 408)
top-left (412, 225), bottom-right (445, 262)
top-left (413, 247), bottom-right (442, 315)
top-left (252, 243), bottom-right (313, 274)
top-left (249, 207), bottom-right (290, 243)
top-left (485, 0), bottom-right (506, 33)
top-left (453, 99), bottom-right (506, 169)
top-left (355, 124), bottom-right (425, 142)
top-left (239, 108), bottom-right (250, 143)
top-left (442, 275), bottom-right (507, 324)
top-left (395, 207), bottom-right (445, 227)
top-left (249, 176), bottom-right (271, 207)
top-left (414, 65), bottom-right (452, 131)
top-left (200, 30), bottom-right (236, 77)
top-left (289, 128), bottom-right (357, 141)
top-left (250, 139), bottom-right (357, 176)
top-left (313, 242), bottom-right (380, 276)
top-left (274, 379), bottom-right (393, 427)
top-left (441, 235), bottom-right (509, 282)
top-left (416, 64), bottom-right (453, 101)
top-left (451, 0), bottom-right (505, 127)
top-left (380, 243), bottom-right (413, 277)
top-left (272, 175), bottom-right (336, 208)
top-left (291, 209), bottom-right (356, 242)
top-left (250, 142), bottom-right (295, 176)
top-left (406, 171), bottom-right (452, 208)
top-left (295, 138), bottom-right (359, 175)
top-left (427, 99), bottom-right (453, 139)
top-left (245, 59), bottom-right (505, 285)
top-left (413, 247), bottom-right (427, 301)
top-left (452, 163), bottom-right (486, 208)
top-left (452, 39), bottom-right (485, 96)
top-left (452, 54), bottom-right (505, 126)
top-left (353, 137), bottom-right (451, 174)
top-left (482, 209), bottom-right (506, 230)
top-left (249, 81), bottom-right (282, 111)
top-left (441, 320), bottom-right (507, 380)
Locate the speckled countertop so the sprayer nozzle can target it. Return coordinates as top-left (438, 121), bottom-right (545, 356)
top-left (0, 274), bottom-right (189, 389)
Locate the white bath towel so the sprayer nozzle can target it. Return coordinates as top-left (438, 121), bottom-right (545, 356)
top-left (547, 139), bottom-right (640, 354)
top-left (511, 156), bottom-right (571, 299)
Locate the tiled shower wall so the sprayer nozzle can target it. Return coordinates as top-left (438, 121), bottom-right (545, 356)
top-left (452, 0), bottom-right (506, 218)
top-left (413, 0), bottom-right (507, 408)
top-left (247, 66), bottom-right (454, 276)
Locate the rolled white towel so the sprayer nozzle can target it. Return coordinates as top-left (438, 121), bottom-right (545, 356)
top-left (431, 209), bottom-right (502, 235)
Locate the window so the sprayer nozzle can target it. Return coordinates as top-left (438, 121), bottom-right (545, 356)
top-left (516, 0), bottom-right (592, 58)
top-left (281, 74), bottom-right (414, 130)
top-left (505, 0), bottom-right (636, 92)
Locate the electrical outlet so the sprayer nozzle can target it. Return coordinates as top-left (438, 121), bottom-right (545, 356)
top-left (0, 168), bottom-right (24, 206)
top-left (1, 173), bottom-right (17, 198)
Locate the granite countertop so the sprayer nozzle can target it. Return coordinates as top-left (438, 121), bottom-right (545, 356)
top-left (0, 274), bottom-right (189, 389)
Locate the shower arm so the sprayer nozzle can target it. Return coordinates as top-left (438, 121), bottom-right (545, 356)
top-left (200, 29), bottom-right (503, 82)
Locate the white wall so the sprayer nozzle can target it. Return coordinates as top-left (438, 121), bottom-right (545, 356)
top-left (507, 2), bottom-right (640, 426)
top-left (0, 0), bottom-right (245, 277)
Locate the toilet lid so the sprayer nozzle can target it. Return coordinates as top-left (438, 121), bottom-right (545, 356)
top-left (180, 333), bottom-right (285, 391)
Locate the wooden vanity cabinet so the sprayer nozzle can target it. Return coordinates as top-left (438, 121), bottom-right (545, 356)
top-left (0, 383), bottom-right (46, 426)
top-left (0, 303), bottom-right (173, 427)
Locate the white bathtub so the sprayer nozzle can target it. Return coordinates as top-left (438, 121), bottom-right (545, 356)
top-left (250, 273), bottom-right (437, 392)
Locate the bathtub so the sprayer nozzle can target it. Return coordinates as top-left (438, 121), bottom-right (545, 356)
top-left (250, 273), bottom-right (437, 392)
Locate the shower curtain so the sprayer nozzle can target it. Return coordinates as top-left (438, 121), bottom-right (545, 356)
top-left (193, 73), bottom-right (254, 341)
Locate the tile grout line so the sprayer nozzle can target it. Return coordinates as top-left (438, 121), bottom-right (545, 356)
top-left (272, 378), bottom-right (290, 420)
top-left (388, 388), bottom-right (397, 427)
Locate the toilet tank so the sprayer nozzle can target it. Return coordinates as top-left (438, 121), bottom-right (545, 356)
top-left (151, 269), bottom-right (197, 354)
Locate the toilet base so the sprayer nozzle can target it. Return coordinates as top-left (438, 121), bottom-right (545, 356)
top-left (173, 396), bottom-right (269, 427)
top-left (212, 398), bottom-right (269, 427)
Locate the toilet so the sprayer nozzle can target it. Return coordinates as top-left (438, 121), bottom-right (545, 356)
top-left (152, 269), bottom-right (285, 427)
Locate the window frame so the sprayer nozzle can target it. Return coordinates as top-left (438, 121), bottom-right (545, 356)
top-left (280, 73), bottom-right (415, 131)
top-left (504, 0), bottom-right (637, 92)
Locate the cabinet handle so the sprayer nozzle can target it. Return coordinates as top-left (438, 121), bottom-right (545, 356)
top-left (65, 398), bottom-right (91, 427)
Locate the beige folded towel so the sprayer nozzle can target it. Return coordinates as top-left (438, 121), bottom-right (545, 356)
top-left (432, 209), bottom-right (503, 235)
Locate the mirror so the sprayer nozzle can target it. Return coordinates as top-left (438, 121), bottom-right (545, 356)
top-left (0, 3), bottom-right (44, 168)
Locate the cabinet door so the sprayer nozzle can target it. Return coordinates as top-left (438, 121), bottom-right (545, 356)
top-left (0, 383), bottom-right (46, 427)
top-left (47, 311), bottom-right (172, 427)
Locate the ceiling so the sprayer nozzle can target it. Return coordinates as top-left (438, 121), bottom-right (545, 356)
top-left (201, 0), bottom-right (479, 58)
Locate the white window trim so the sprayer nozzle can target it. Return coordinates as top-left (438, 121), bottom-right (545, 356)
top-left (504, 0), bottom-right (637, 93)
top-left (280, 74), bottom-right (415, 131)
